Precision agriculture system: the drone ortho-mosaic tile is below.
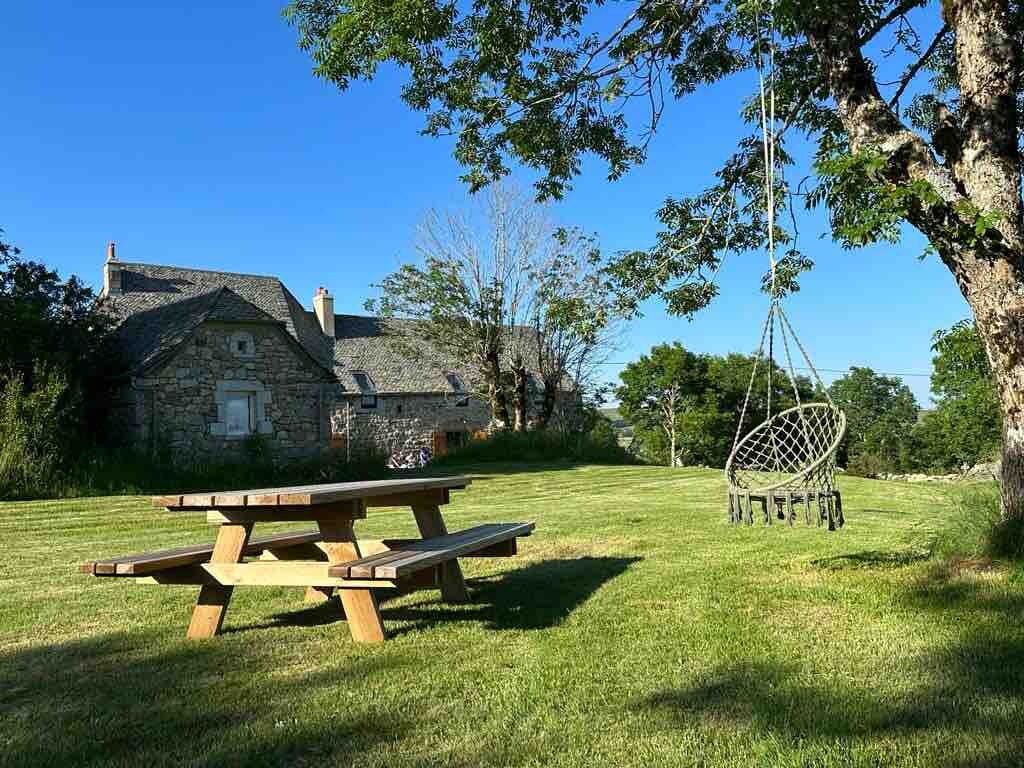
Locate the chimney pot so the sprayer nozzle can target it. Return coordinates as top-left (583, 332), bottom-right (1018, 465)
top-left (313, 287), bottom-right (335, 337)
top-left (103, 241), bottom-right (123, 296)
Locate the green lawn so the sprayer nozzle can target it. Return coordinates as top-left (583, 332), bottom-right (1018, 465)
top-left (1, 465), bottom-right (1022, 767)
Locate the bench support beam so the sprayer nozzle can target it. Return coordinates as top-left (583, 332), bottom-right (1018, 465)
top-left (318, 517), bottom-right (386, 644)
top-left (187, 522), bottom-right (252, 639)
top-left (412, 504), bottom-right (470, 603)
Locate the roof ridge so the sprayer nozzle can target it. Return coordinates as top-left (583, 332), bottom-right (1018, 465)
top-left (115, 261), bottom-right (282, 282)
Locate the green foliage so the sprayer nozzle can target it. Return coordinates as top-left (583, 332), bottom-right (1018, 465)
top-left (0, 370), bottom-right (73, 498)
top-left (845, 451), bottom-right (892, 479)
top-left (828, 367), bottom-right (919, 473)
top-left (0, 231), bottom-right (118, 492)
top-left (933, 483), bottom-right (1024, 562)
top-left (585, 415), bottom-right (620, 451)
top-left (430, 428), bottom-right (636, 467)
top-left (284, 1), bottom-right (994, 319)
top-left (617, 342), bottom-right (813, 467)
top-left (913, 321), bottom-right (1001, 472)
top-left (810, 147), bottom-right (942, 248)
top-left (0, 230), bottom-right (115, 412)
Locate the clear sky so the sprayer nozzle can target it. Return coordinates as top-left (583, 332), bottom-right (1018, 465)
top-left (3, 2), bottom-right (966, 403)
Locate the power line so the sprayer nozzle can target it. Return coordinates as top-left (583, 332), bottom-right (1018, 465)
top-left (593, 362), bottom-right (932, 378)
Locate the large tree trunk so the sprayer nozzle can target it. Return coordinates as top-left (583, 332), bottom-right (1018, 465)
top-left (484, 348), bottom-right (510, 430)
top-left (536, 376), bottom-right (558, 430)
top-left (805, 0), bottom-right (1024, 520)
top-left (964, 270), bottom-right (1024, 521)
top-left (509, 357), bottom-right (529, 432)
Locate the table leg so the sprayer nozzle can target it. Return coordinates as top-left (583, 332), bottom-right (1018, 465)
top-left (317, 517), bottom-right (385, 644)
top-left (412, 504), bottom-right (470, 603)
top-left (187, 521), bottom-right (253, 639)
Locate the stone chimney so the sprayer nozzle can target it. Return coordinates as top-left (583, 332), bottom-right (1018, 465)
top-left (102, 241), bottom-right (122, 296)
top-left (313, 286), bottom-right (335, 337)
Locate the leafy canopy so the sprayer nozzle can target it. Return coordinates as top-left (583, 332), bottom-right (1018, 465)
top-left (827, 366), bottom-right (919, 469)
top-left (616, 341), bottom-right (813, 466)
top-left (286, 0), bottom-right (990, 314)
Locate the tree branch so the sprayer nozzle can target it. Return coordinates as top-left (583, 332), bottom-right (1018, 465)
top-left (889, 23), bottom-right (949, 110)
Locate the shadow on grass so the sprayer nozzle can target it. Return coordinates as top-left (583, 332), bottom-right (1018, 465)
top-left (638, 565), bottom-right (1024, 767)
top-left (228, 556), bottom-right (639, 639)
top-left (811, 548), bottom-right (930, 570)
top-left (0, 632), bottom-right (410, 767)
top-left (386, 556), bottom-right (640, 637)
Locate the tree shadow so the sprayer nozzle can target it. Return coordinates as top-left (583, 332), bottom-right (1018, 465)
top-left (385, 556), bottom-right (640, 637)
top-left (637, 565), bottom-right (1024, 766)
top-left (0, 632), bottom-right (411, 767)
top-left (811, 548), bottom-right (930, 570)
top-left (902, 561), bottom-right (1024, 617)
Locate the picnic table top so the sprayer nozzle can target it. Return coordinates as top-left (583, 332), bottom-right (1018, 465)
top-left (153, 476), bottom-right (471, 509)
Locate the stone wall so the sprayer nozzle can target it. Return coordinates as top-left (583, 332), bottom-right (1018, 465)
top-left (328, 393), bottom-right (492, 456)
top-left (120, 321), bottom-right (330, 459)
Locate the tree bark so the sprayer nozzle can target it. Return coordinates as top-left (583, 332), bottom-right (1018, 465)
top-left (536, 376), bottom-right (559, 429)
top-left (803, 1), bottom-right (1024, 520)
top-left (484, 347), bottom-right (510, 429)
top-left (510, 357), bottom-right (529, 432)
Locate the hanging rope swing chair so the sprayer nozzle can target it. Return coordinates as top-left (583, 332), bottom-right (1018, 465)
top-left (724, 302), bottom-right (847, 529)
top-left (725, 0), bottom-right (847, 530)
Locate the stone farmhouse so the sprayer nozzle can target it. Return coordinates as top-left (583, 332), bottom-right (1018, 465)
top-left (98, 246), bottom-right (515, 459)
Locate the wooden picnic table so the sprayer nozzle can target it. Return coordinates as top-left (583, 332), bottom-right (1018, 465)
top-left (82, 477), bottom-right (534, 643)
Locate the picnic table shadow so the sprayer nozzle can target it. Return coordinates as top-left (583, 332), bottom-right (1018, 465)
top-left (232, 555), bottom-right (640, 637)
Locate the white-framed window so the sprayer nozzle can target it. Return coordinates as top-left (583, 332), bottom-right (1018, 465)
top-left (228, 331), bottom-right (256, 359)
top-left (211, 380), bottom-right (273, 439)
top-left (225, 392), bottom-right (257, 436)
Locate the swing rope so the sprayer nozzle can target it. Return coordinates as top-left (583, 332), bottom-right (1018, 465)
top-left (724, 0), bottom-right (847, 530)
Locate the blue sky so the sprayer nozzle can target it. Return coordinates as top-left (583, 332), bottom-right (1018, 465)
top-left (3, 2), bottom-right (965, 403)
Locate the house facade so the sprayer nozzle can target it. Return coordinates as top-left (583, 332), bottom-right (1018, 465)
top-left (100, 248), bottom-right (501, 459)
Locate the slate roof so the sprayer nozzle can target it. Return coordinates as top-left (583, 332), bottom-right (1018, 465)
top-left (102, 261), bottom-right (527, 395)
top-left (328, 314), bottom-right (480, 394)
top-left (102, 263), bottom-right (333, 378)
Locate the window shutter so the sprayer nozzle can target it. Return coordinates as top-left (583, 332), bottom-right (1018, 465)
top-left (432, 431), bottom-right (448, 456)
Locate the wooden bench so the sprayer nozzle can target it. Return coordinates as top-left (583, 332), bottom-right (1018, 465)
top-left (80, 530), bottom-right (324, 576)
top-left (331, 523), bottom-right (535, 580)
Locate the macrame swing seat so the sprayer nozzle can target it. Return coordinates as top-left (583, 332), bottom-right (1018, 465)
top-left (722, 0), bottom-right (847, 530)
top-left (725, 303), bottom-right (847, 530)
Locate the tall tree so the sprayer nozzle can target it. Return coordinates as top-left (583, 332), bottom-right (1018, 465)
top-left (0, 228), bottom-right (113, 399)
top-left (617, 343), bottom-right (707, 466)
top-left (531, 227), bottom-right (622, 429)
top-left (368, 184), bottom-right (617, 430)
top-left (288, 1), bottom-right (1024, 521)
top-left (828, 366), bottom-right (919, 470)
top-left (917, 320), bottom-right (1002, 469)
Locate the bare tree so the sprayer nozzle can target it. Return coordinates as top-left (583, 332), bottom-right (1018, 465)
top-left (371, 183), bottom-right (617, 431)
top-left (661, 383), bottom-right (682, 468)
top-left (531, 228), bottom-right (623, 429)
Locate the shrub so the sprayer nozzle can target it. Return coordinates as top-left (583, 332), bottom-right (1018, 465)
top-left (0, 370), bottom-right (73, 498)
top-left (845, 451), bottom-right (891, 478)
top-left (5, 442), bottom-right (389, 501)
top-left (933, 483), bottom-right (1024, 562)
top-left (431, 427), bottom-right (637, 466)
